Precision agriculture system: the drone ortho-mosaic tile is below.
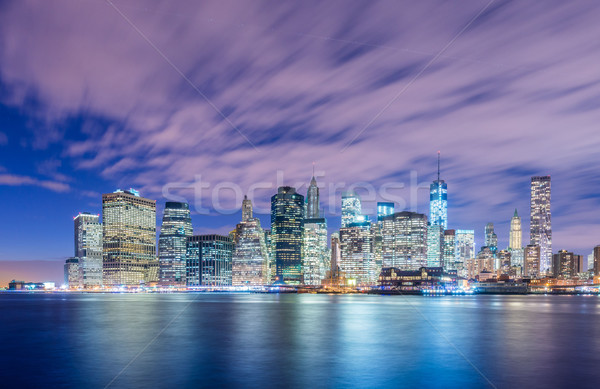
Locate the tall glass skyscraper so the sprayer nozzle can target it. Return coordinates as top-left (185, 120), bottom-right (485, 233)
top-left (102, 189), bottom-right (157, 286)
top-left (341, 191), bottom-right (361, 228)
top-left (186, 235), bottom-right (233, 287)
top-left (443, 229), bottom-right (456, 269)
top-left (427, 224), bottom-right (443, 267)
top-left (377, 202), bottom-right (394, 221)
top-left (530, 176), bottom-right (552, 274)
top-left (232, 197), bottom-right (270, 286)
top-left (271, 186), bottom-right (305, 284)
top-left (455, 229), bottom-right (475, 270)
top-left (74, 212), bottom-right (103, 287)
top-left (158, 202), bottom-right (193, 286)
top-left (429, 152), bottom-right (448, 229)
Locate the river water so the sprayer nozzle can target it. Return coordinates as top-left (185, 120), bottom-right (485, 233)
top-left (1, 293), bottom-right (599, 388)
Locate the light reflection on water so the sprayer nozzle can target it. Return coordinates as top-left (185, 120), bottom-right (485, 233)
top-left (1, 293), bottom-right (600, 388)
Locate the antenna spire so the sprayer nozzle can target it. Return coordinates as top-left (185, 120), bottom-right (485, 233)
top-left (437, 151), bottom-right (441, 181)
top-left (312, 161), bottom-right (315, 177)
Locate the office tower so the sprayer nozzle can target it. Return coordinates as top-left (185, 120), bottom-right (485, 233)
top-left (303, 218), bottom-right (329, 285)
top-left (380, 211), bottom-right (428, 270)
top-left (242, 195), bottom-right (253, 222)
top-left (530, 176), bottom-right (552, 274)
top-left (102, 189), bottom-right (157, 286)
top-left (339, 221), bottom-right (376, 285)
top-left (477, 247), bottom-right (495, 273)
top-left (341, 191), bottom-right (361, 228)
top-left (186, 235), bottom-right (233, 287)
top-left (430, 152), bottom-right (448, 229)
top-left (74, 212), bottom-right (103, 287)
top-left (498, 250), bottom-right (511, 274)
top-left (377, 202), bottom-right (394, 221)
top-left (443, 229), bottom-right (456, 269)
top-left (427, 224), bottom-right (443, 267)
top-left (509, 209), bottom-right (522, 250)
top-left (524, 244), bottom-right (541, 278)
top-left (64, 257), bottom-right (81, 288)
top-left (552, 250), bottom-right (576, 279)
top-left (232, 197), bottom-right (269, 286)
top-left (271, 186), bottom-right (305, 284)
top-left (306, 171), bottom-right (320, 219)
top-left (485, 223), bottom-right (498, 252)
top-left (594, 246), bottom-right (600, 275)
top-left (158, 202), bottom-right (193, 286)
top-left (455, 229), bottom-right (475, 266)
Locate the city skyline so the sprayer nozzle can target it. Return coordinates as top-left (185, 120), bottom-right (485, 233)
top-left (2, 1), bottom-right (600, 285)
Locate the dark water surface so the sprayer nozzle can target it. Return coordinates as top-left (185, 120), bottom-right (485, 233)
top-left (1, 293), bottom-right (599, 388)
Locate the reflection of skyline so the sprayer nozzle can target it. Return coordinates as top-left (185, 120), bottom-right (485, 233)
top-left (2, 294), bottom-right (600, 387)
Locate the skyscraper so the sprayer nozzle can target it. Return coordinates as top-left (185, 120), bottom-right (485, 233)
top-left (102, 189), bottom-right (157, 286)
top-left (484, 222), bottom-right (498, 251)
top-left (455, 229), bottom-right (475, 267)
top-left (186, 235), bottom-right (233, 287)
top-left (594, 246), bottom-right (600, 276)
top-left (74, 212), bottom-right (103, 287)
top-left (271, 186), bottom-right (305, 284)
top-left (158, 202), bottom-right (193, 286)
top-left (552, 250), bottom-right (577, 279)
top-left (427, 224), bottom-right (443, 267)
top-left (303, 218), bottom-right (329, 285)
top-left (341, 191), bottom-right (362, 228)
top-left (377, 202), bottom-right (394, 221)
top-left (306, 171), bottom-right (320, 219)
top-left (530, 176), bottom-right (552, 274)
top-left (64, 257), bottom-right (80, 288)
top-left (509, 209), bottom-right (522, 250)
top-left (232, 197), bottom-right (269, 286)
top-left (429, 152), bottom-right (448, 229)
top-left (380, 211), bottom-right (428, 270)
top-left (339, 221), bottom-right (375, 285)
top-left (443, 229), bottom-right (456, 269)
top-left (524, 244), bottom-right (541, 278)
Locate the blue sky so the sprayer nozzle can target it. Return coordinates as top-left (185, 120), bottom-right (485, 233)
top-left (1, 0), bottom-right (600, 282)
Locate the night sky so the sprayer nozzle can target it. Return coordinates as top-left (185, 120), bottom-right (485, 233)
top-left (1, 0), bottom-right (599, 284)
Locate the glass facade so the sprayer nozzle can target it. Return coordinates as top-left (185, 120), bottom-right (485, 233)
top-left (186, 235), bottom-right (233, 287)
top-left (271, 186), bottom-right (305, 284)
top-left (427, 224), bottom-right (443, 267)
top-left (524, 244), bottom-right (541, 278)
top-left (341, 191), bottom-right (361, 228)
top-left (158, 202), bottom-right (193, 286)
top-left (303, 218), bottom-right (329, 286)
top-left (376, 202), bottom-right (394, 221)
top-left (443, 229), bottom-right (456, 269)
top-left (74, 212), bottom-right (103, 287)
top-left (455, 229), bottom-right (475, 275)
top-left (530, 176), bottom-right (552, 274)
top-left (339, 221), bottom-right (376, 285)
top-left (102, 189), bottom-right (157, 286)
top-left (484, 223), bottom-right (498, 252)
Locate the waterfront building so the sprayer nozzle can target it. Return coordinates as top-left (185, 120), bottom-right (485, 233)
top-left (102, 189), bottom-right (157, 286)
top-left (477, 246), bottom-right (495, 273)
top-left (455, 229), bottom-right (475, 271)
top-left (74, 212), bottom-right (103, 287)
top-left (186, 235), bottom-right (233, 287)
top-left (158, 202), bottom-right (193, 286)
top-left (530, 176), bottom-right (552, 274)
top-left (377, 202), bottom-right (394, 221)
top-left (594, 246), bottom-right (600, 276)
top-left (524, 244), bottom-right (541, 278)
top-left (341, 191), bottom-right (362, 228)
top-left (380, 211), bottom-right (428, 270)
top-left (323, 232), bottom-right (345, 287)
top-left (64, 257), bottom-right (81, 288)
top-left (340, 221), bottom-right (376, 285)
top-left (509, 209), bottom-right (522, 250)
top-left (429, 152), bottom-right (448, 229)
top-left (552, 250), bottom-right (577, 279)
top-left (443, 229), bottom-right (456, 269)
top-left (232, 197), bottom-right (270, 286)
top-left (427, 224), bottom-right (443, 267)
top-left (378, 267), bottom-right (457, 291)
top-left (271, 186), bottom-right (304, 284)
top-left (498, 250), bottom-right (511, 275)
top-left (303, 218), bottom-right (329, 286)
top-left (485, 223), bottom-right (498, 253)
